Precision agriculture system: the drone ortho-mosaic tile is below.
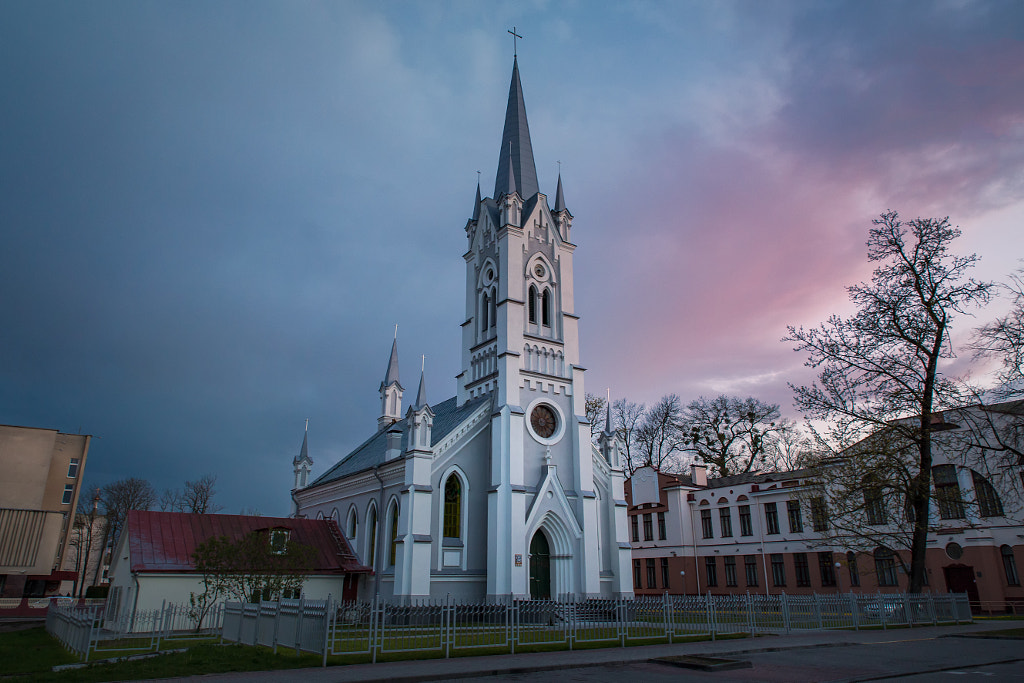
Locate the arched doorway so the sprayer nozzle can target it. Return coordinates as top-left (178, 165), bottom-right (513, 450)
top-left (529, 531), bottom-right (551, 600)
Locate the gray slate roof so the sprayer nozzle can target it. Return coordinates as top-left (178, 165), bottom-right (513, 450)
top-left (493, 57), bottom-right (539, 201)
top-left (706, 466), bottom-right (818, 489)
top-left (309, 394), bottom-right (491, 487)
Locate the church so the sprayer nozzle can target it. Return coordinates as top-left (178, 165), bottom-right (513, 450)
top-left (291, 56), bottom-right (634, 603)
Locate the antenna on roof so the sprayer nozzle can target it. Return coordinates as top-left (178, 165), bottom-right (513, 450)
top-left (508, 26), bottom-right (523, 58)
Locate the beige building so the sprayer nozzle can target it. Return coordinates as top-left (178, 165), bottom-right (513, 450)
top-left (0, 424), bottom-right (91, 599)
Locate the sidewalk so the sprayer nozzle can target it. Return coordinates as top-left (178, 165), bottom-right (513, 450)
top-left (166, 620), bottom-right (1024, 683)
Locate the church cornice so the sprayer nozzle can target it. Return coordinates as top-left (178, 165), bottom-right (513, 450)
top-left (522, 332), bottom-right (564, 345)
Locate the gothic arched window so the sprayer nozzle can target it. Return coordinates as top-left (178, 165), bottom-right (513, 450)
top-left (489, 287), bottom-right (497, 329)
top-left (482, 292), bottom-right (491, 331)
top-left (541, 289), bottom-right (551, 326)
top-left (388, 502), bottom-right (400, 567)
top-left (346, 507), bottom-right (358, 541)
top-left (971, 470), bottom-right (1003, 518)
top-left (366, 504), bottom-right (378, 568)
top-left (528, 286), bottom-right (537, 324)
top-left (443, 475), bottom-right (462, 539)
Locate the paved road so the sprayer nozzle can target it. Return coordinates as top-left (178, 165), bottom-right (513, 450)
top-left (460, 635), bottom-right (1024, 682)
top-left (162, 621), bottom-right (1024, 683)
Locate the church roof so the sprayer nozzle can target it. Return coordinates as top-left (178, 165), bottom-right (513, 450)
top-left (493, 57), bottom-right (539, 201)
top-left (123, 510), bottom-right (369, 574)
top-left (310, 394), bottom-right (491, 487)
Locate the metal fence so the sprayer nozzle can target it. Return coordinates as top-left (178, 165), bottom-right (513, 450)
top-left (46, 600), bottom-right (225, 662)
top-left (221, 591), bottom-right (971, 665)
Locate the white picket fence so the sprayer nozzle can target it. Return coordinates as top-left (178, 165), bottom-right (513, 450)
top-left (46, 600), bottom-right (225, 662)
top-left (221, 592), bottom-right (972, 665)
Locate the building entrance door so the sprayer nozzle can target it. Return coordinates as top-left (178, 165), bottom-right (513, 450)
top-left (529, 531), bottom-right (551, 600)
top-left (944, 564), bottom-right (980, 610)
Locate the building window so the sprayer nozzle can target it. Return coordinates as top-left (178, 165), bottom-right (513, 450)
top-left (643, 513), bottom-right (653, 541)
top-left (719, 508), bottom-right (733, 538)
top-left (528, 285), bottom-right (537, 324)
top-left (764, 502), bottom-right (780, 535)
top-left (633, 560), bottom-right (642, 588)
top-left (874, 547), bottom-right (899, 587)
top-left (771, 554), bottom-right (786, 587)
top-left (541, 289), bottom-right (551, 327)
top-left (787, 500), bottom-right (803, 533)
top-left (864, 486), bottom-right (886, 525)
top-left (847, 551), bottom-right (860, 587)
top-left (67, 458), bottom-right (80, 478)
top-left (269, 529), bottom-right (290, 554)
top-left (367, 505), bottom-right (378, 568)
top-left (661, 557), bottom-right (670, 588)
top-left (739, 505), bottom-right (753, 536)
top-left (744, 555), bottom-right (758, 587)
top-left (646, 558), bottom-right (657, 589)
top-left (700, 509), bottom-right (713, 539)
top-left (388, 504), bottom-right (400, 567)
top-left (972, 471), bottom-right (1004, 518)
top-left (61, 484), bottom-right (74, 505)
top-left (705, 557), bottom-right (718, 587)
top-left (933, 465), bottom-right (965, 520)
top-left (811, 497), bottom-right (828, 532)
top-left (657, 511), bottom-right (667, 540)
top-left (818, 552), bottom-right (836, 586)
top-left (1002, 545), bottom-right (1020, 586)
top-left (346, 508), bottom-right (358, 541)
top-left (443, 475), bottom-right (462, 539)
top-left (794, 553), bottom-right (811, 587)
top-left (724, 556), bottom-right (737, 587)
top-left (631, 515), bottom-right (639, 542)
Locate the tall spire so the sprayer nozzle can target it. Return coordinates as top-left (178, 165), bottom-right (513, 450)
top-left (493, 57), bottom-right (539, 201)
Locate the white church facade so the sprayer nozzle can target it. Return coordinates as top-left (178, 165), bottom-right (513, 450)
top-left (292, 57), bottom-right (634, 603)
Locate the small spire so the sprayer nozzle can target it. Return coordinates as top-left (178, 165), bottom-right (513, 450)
top-left (604, 388), bottom-right (613, 435)
top-left (414, 357), bottom-right (428, 410)
top-left (383, 333), bottom-right (400, 387)
top-left (493, 56), bottom-right (539, 200)
top-left (299, 428), bottom-right (309, 460)
top-left (471, 179), bottom-right (481, 221)
top-left (554, 172), bottom-right (566, 213)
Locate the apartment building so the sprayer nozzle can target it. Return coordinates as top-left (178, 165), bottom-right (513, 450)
top-left (0, 424), bottom-right (91, 599)
top-left (626, 404), bottom-right (1023, 611)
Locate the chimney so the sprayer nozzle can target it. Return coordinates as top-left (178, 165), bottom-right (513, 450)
top-left (690, 464), bottom-right (708, 487)
top-left (385, 428), bottom-right (403, 462)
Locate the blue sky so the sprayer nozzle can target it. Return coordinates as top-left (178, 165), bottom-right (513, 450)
top-left (2, 1), bottom-right (1022, 515)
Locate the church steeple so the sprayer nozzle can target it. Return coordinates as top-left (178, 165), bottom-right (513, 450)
top-left (379, 331), bottom-right (404, 430)
top-left (493, 57), bottom-right (539, 201)
top-left (291, 419), bottom-right (313, 516)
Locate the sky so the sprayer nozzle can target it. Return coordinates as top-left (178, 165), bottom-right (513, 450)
top-left (2, 0), bottom-right (1023, 516)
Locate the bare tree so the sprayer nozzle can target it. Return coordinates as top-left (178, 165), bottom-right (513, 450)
top-left (768, 423), bottom-right (816, 472)
top-left (181, 475), bottom-right (223, 514)
top-left (585, 393), bottom-right (607, 442)
top-left (785, 211), bottom-right (992, 592)
top-left (68, 488), bottom-right (104, 597)
top-left (634, 394), bottom-right (687, 474)
top-left (680, 395), bottom-right (789, 477)
top-left (159, 487), bottom-right (182, 512)
top-left (98, 477), bottom-right (157, 553)
top-left (612, 399), bottom-right (646, 474)
top-left (974, 267), bottom-right (1024, 398)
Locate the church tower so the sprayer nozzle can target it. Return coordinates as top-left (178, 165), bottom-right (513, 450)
top-left (458, 57), bottom-right (628, 600)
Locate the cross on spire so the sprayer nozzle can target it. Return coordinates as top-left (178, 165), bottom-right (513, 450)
top-left (508, 27), bottom-right (522, 57)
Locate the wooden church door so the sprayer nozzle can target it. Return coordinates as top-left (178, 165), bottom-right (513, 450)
top-left (529, 531), bottom-right (551, 600)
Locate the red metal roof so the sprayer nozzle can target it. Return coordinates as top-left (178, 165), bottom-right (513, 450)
top-left (125, 510), bottom-right (370, 574)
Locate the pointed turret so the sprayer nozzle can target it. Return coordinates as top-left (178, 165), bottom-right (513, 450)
top-left (471, 181), bottom-right (482, 222)
top-left (414, 366), bottom-right (428, 410)
top-left (493, 57), bottom-right (539, 201)
top-left (406, 361), bottom-right (434, 453)
top-left (598, 393), bottom-right (621, 468)
top-left (291, 420), bottom-right (314, 515)
top-left (552, 171), bottom-right (573, 241)
top-left (554, 173), bottom-right (566, 213)
top-left (379, 332), bottom-right (404, 430)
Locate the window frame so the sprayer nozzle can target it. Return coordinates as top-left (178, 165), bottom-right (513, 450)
top-left (738, 505), bottom-right (753, 536)
top-left (67, 458), bottom-right (80, 479)
top-left (787, 499), bottom-right (803, 533)
top-left (719, 507), bottom-right (733, 538)
top-left (700, 509), bottom-right (714, 539)
top-left (704, 556), bottom-right (718, 587)
top-left (724, 556), bottom-right (737, 587)
top-left (770, 553), bottom-right (786, 587)
top-left (61, 484), bottom-right (74, 505)
top-left (794, 552), bottom-right (811, 587)
top-left (764, 502), bottom-right (780, 535)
